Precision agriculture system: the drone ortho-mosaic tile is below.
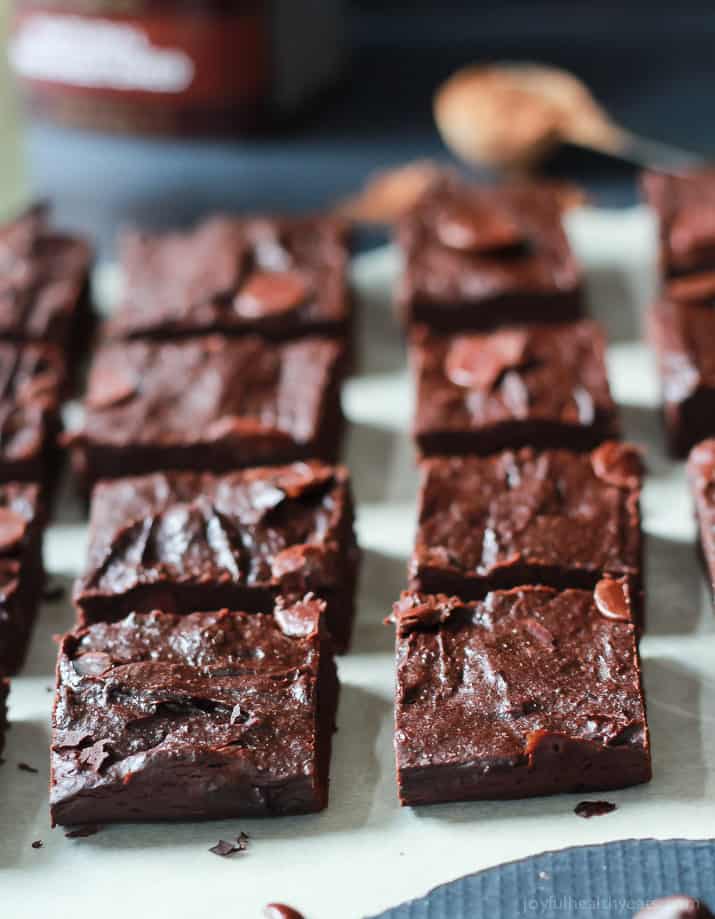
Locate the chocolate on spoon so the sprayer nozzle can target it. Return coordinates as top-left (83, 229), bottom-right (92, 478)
top-left (435, 62), bottom-right (702, 173)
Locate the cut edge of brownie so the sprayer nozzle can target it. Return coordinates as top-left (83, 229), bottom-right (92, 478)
top-left (392, 583), bottom-right (651, 807)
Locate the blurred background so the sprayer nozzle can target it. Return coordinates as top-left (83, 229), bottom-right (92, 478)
top-left (2, 0), bottom-right (715, 254)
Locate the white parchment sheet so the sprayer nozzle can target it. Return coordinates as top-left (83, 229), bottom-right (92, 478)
top-left (1, 206), bottom-right (714, 919)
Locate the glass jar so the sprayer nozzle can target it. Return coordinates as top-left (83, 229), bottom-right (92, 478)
top-left (9, 0), bottom-right (345, 136)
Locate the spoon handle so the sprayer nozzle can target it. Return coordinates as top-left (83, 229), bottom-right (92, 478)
top-left (581, 129), bottom-right (705, 173)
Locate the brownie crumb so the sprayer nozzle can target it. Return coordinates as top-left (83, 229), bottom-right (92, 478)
top-left (210, 832), bottom-right (250, 858)
top-left (65, 824), bottom-right (101, 838)
top-left (31, 840), bottom-right (43, 849)
top-left (210, 839), bottom-right (240, 858)
top-left (43, 582), bottom-right (66, 602)
top-left (574, 800), bottom-right (616, 818)
top-left (17, 762), bottom-right (38, 774)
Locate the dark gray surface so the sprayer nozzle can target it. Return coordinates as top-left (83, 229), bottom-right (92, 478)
top-left (369, 839), bottom-right (715, 918)
top-left (19, 3), bottom-right (715, 255)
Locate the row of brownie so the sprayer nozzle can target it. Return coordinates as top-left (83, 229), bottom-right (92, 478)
top-left (0, 202), bottom-right (95, 755)
top-left (641, 169), bottom-right (715, 609)
top-left (389, 173), bottom-right (652, 807)
top-left (0, 207), bottom-right (364, 821)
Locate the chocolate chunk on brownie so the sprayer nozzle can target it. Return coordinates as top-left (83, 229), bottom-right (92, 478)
top-left (393, 583), bottom-right (651, 807)
top-left (396, 174), bottom-right (583, 331)
top-left (411, 321), bottom-right (619, 456)
top-left (74, 462), bottom-right (360, 652)
top-left (67, 334), bottom-right (345, 491)
top-left (50, 598), bottom-right (338, 824)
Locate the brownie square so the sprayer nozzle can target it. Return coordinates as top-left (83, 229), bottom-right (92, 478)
top-left (68, 334), bottom-right (345, 491)
top-left (642, 168), bottom-right (715, 277)
top-left (411, 321), bottom-right (619, 457)
top-left (74, 462), bottom-right (360, 652)
top-left (393, 583), bottom-right (651, 807)
top-left (649, 275), bottom-right (715, 456)
top-left (687, 439), bottom-right (715, 598)
top-left (50, 598), bottom-right (339, 824)
top-left (0, 482), bottom-right (45, 674)
top-left (0, 677), bottom-right (8, 756)
top-left (106, 215), bottom-right (351, 343)
top-left (396, 175), bottom-right (583, 331)
top-left (0, 203), bottom-right (93, 351)
top-left (410, 444), bottom-right (643, 605)
top-left (0, 340), bottom-right (65, 486)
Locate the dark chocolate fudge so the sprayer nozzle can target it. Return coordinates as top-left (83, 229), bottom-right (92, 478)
top-left (0, 202), bottom-right (93, 351)
top-left (67, 334), bottom-right (345, 491)
top-left (410, 444), bottom-right (643, 605)
top-left (0, 482), bottom-right (45, 674)
top-left (50, 599), bottom-right (338, 824)
top-left (396, 174), bottom-right (583, 331)
top-left (687, 439), bottom-right (715, 597)
top-left (0, 340), bottom-right (65, 486)
top-left (0, 677), bottom-right (7, 755)
top-left (642, 168), bottom-right (715, 277)
top-left (411, 321), bottom-right (619, 456)
top-left (649, 276), bottom-right (715, 455)
top-left (393, 583), bottom-right (651, 807)
top-left (74, 462), bottom-right (359, 653)
top-left (106, 215), bottom-right (351, 343)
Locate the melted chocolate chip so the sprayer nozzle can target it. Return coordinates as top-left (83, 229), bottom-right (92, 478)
top-left (274, 596), bottom-right (323, 637)
top-left (72, 651), bottom-right (113, 677)
top-left (264, 905), bottom-right (305, 919)
top-left (594, 578), bottom-right (632, 622)
top-left (64, 824), bottom-right (101, 838)
top-left (574, 800), bottom-right (616, 818)
top-left (0, 507), bottom-right (27, 550)
top-left (445, 330), bottom-right (529, 389)
top-left (234, 270), bottom-right (310, 318)
top-left (31, 839), bottom-right (43, 849)
top-left (435, 201), bottom-right (523, 253)
top-left (591, 442), bottom-right (643, 488)
top-left (17, 762), bottom-right (38, 774)
top-left (634, 896), bottom-right (714, 919)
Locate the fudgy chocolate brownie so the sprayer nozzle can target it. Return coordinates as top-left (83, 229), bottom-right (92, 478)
top-left (642, 168), bottom-right (715, 277)
top-left (0, 202), bottom-right (93, 351)
top-left (396, 174), bottom-right (583, 331)
top-left (650, 275), bottom-right (715, 455)
top-left (106, 215), bottom-right (351, 343)
top-left (0, 482), bottom-right (45, 674)
top-left (50, 599), bottom-right (338, 825)
top-left (74, 462), bottom-right (360, 652)
top-left (411, 321), bottom-right (619, 456)
top-left (393, 583), bottom-right (651, 807)
top-left (67, 334), bottom-right (345, 492)
top-left (0, 341), bottom-right (65, 486)
top-left (410, 444), bottom-right (643, 607)
top-left (687, 439), bottom-right (715, 599)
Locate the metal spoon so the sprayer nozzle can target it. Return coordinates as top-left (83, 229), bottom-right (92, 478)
top-left (434, 62), bottom-right (703, 173)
